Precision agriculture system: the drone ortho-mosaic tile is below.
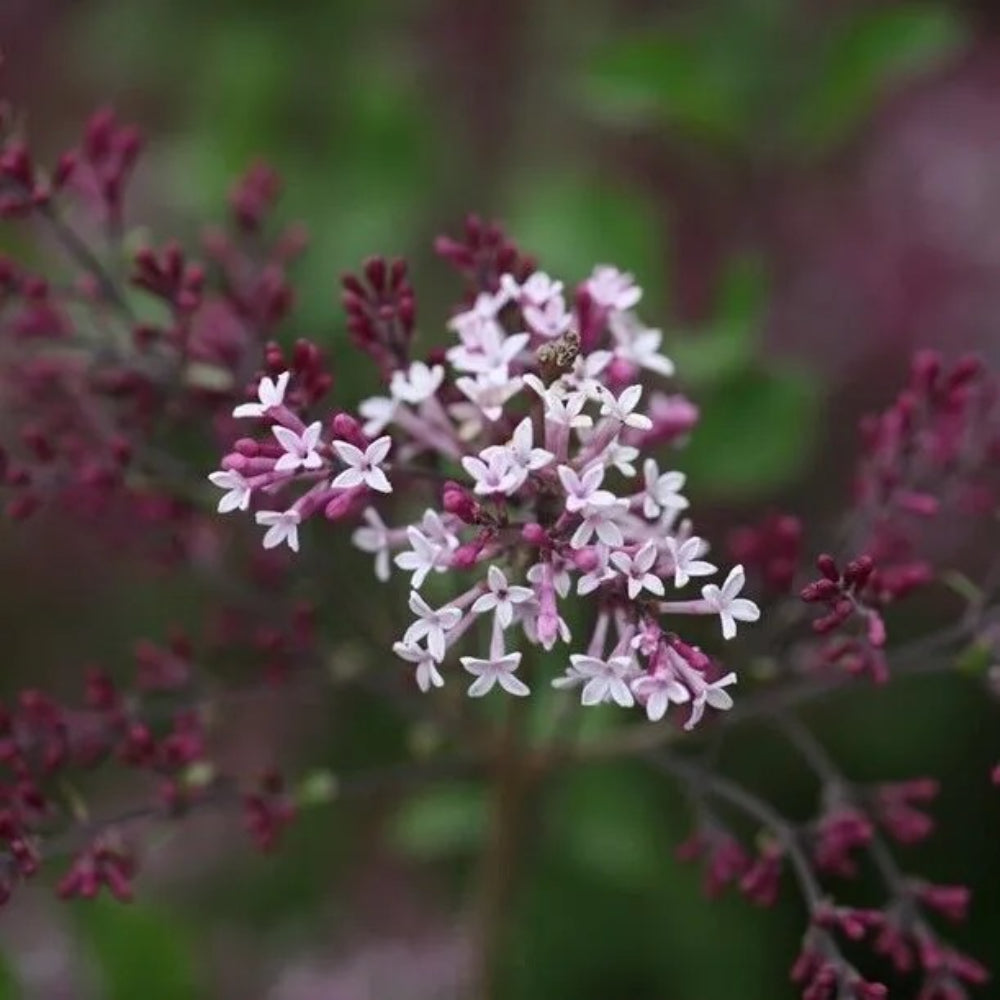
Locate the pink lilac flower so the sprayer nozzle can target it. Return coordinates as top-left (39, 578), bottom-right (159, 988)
top-left (666, 536), bottom-right (717, 588)
top-left (570, 654), bottom-right (637, 708)
top-left (610, 541), bottom-right (665, 599)
top-left (352, 507), bottom-right (392, 582)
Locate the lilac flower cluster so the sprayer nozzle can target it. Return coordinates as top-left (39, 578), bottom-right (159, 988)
top-left (211, 264), bottom-right (759, 728)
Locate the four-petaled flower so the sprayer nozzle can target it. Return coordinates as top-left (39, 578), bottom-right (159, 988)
top-left (587, 265), bottom-right (642, 312)
top-left (255, 508), bottom-right (302, 552)
top-left (394, 525), bottom-right (445, 589)
top-left (331, 436), bottom-right (393, 493)
top-left (461, 652), bottom-right (529, 697)
top-left (598, 384), bottom-right (652, 430)
top-left (632, 670), bottom-right (691, 722)
top-left (610, 541), bottom-right (665, 599)
top-left (570, 653), bottom-right (637, 707)
top-left (684, 672), bottom-right (737, 730)
top-left (571, 500), bottom-right (626, 549)
top-left (558, 463), bottom-right (616, 513)
top-left (701, 565), bottom-right (761, 640)
top-left (461, 449), bottom-right (520, 496)
top-left (390, 361), bottom-right (445, 404)
top-left (403, 592), bottom-right (462, 662)
top-left (208, 468), bottom-right (252, 513)
top-left (352, 507), bottom-right (392, 582)
top-left (272, 421), bottom-right (324, 473)
top-left (666, 535), bottom-right (716, 589)
top-left (642, 459), bottom-right (688, 519)
top-left (393, 640), bottom-right (444, 693)
top-left (471, 566), bottom-right (534, 628)
top-left (233, 371), bottom-right (290, 419)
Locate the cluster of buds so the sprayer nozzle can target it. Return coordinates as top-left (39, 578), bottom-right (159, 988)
top-left (210, 258), bottom-right (761, 728)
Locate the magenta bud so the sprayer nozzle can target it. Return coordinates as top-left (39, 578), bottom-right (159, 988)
top-left (324, 491), bottom-right (356, 520)
top-left (234, 438), bottom-right (260, 456)
top-left (816, 554), bottom-right (839, 581)
top-left (521, 522), bottom-right (549, 547)
top-left (442, 481), bottom-right (480, 524)
top-left (331, 412), bottom-right (367, 449)
top-left (451, 542), bottom-right (482, 569)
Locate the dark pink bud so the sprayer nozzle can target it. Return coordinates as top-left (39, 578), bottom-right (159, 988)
top-left (521, 522), bottom-right (549, 547)
top-left (816, 554), bottom-right (839, 581)
top-left (442, 481), bottom-right (481, 524)
top-left (330, 412), bottom-right (367, 449)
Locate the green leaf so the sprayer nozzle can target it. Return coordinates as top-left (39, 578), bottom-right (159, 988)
top-left (583, 34), bottom-right (748, 142)
top-left (78, 898), bottom-right (202, 1000)
top-left (794, 5), bottom-right (966, 152)
top-left (0, 951), bottom-right (17, 1000)
top-left (680, 367), bottom-right (819, 498)
top-left (389, 782), bottom-right (488, 860)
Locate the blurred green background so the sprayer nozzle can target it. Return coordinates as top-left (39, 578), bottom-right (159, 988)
top-left (1, 0), bottom-right (999, 997)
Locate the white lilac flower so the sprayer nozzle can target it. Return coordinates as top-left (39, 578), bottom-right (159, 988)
top-left (609, 311), bottom-right (675, 378)
top-left (701, 565), bottom-right (761, 640)
top-left (598, 384), bottom-right (653, 430)
top-left (461, 652), bottom-right (529, 697)
top-left (550, 660), bottom-right (586, 690)
top-left (557, 463), bottom-right (616, 513)
top-left (393, 640), bottom-right (444, 693)
top-left (570, 654), bottom-right (636, 708)
top-left (394, 525), bottom-right (445, 589)
top-left (524, 296), bottom-right (572, 339)
top-left (208, 468), bottom-right (252, 513)
top-left (610, 541), bottom-right (665, 600)
top-left (641, 459), bottom-right (688, 519)
top-left (631, 670), bottom-right (691, 722)
top-left (571, 500), bottom-right (627, 549)
top-left (403, 592), bottom-right (462, 662)
top-left (390, 361), bottom-right (445, 405)
top-left (418, 509), bottom-right (460, 554)
top-left (255, 508), bottom-right (301, 552)
top-left (604, 441), bottom-right (639, 478)
top-left (358, 395), bottom-right (397, 436)
top-left (506, 271), bottom-right (563, 306)
top-left (684, 671), bottom-right (737, 730)
top-left (471, 566), bottom-right (534, 628)
top-left (448, 325), bottom-right (528, 375)
top-left (331, 436), bottom-right (393, 494)
top-left (496, 417), bottom-right (553, 480)
top-left (272, 421), bottom-right (324, 474)
top-left (461, 449), bottom-right (520, 497)
top-left (232, 371), bottom-right (290, 419)
top-left (666, 535), bottom-right (717, 589)
top-left (455, 369), bottom-right (523, 422)
top-left (527, 560), bottom-right (572, 599)
top-left (522, 377), bottom-right (593, 430)
top-left (352, 506), bottom-right (392, 582)
top-left (586, 265), bottom-right (642, 312)
top-left (567, 350), bottom-right (613, 398)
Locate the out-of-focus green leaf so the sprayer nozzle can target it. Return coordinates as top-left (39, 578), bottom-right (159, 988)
top-left (507, 174), bottom-right (665, 312)
top-left (549, 767), bottom-right (667, 889)
top-left (794, 5), bottom-right (966, 152)
top-left (680, 367), bottom-right (819, 497)
top-left (583, 34), bottom-right (748, 142)
top-left (0, 952), bottom-right (16, 1000)
top-left (669, 257), bottom-right (767, 386)
top-left (79, 898), bottom-right (202, 1000)
top-left (389, 782), bottom-right (488, 860)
